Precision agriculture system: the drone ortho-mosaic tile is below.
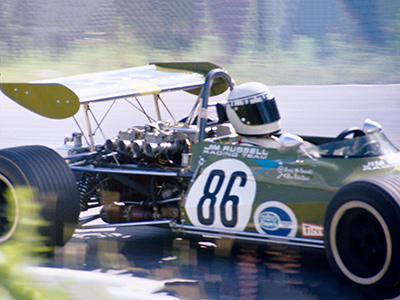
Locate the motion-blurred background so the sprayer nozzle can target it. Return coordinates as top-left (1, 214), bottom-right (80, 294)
top-left (0, 0), bottom-right (399, 84)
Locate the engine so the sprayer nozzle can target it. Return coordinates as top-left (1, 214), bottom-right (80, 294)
top-left (68, 120), bottom-right (235, 224)
top-left (104, 122), bottom-right (196, 167)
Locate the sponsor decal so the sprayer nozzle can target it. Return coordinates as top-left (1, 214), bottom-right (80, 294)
top-left (254, 201), bottom-right (298, 237)
top-left (301, 222), bottom-right (324, 238)
top-left (202, 144), bottom-right (269, 159)
top-left (277, 166), bottom-right (313, 182)
top-left (362, 156), bottom-right (400, 171)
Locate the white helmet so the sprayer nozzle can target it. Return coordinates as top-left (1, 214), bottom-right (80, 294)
top-left (226, 82), bottom-right (281, 136)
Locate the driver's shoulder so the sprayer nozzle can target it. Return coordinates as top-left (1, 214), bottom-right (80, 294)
top-left (238, 136), bottom-right (279, 148)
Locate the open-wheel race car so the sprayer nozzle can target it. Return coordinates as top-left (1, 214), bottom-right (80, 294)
top-left (1, 62), bottom-right (400, 287)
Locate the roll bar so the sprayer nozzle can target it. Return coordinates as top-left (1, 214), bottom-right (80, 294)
top-left (196, 69), bottom-right (236, 142)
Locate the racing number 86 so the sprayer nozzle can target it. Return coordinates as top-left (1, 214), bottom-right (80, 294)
top-left (197, 169), bottom-right (247, 227)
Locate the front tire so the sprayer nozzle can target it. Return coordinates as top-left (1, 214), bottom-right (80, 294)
top-left (0, 145), bottom-right (80, 247)
top-left (324, 175), bottom-right (400, 286)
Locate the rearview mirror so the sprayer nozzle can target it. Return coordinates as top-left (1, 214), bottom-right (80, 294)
top-left (363, 118), bottom-right (382, 134)
top-left (278, 133), bottom-right (303, 153)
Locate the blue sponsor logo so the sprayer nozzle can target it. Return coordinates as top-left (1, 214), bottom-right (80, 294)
top-left (254, 201), bottom-right (297, 237)
top-left (259, 211), bottom-right (279, 230)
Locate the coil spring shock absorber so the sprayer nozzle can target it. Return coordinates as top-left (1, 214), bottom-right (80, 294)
top-left (77, 172), bottom-right (102, 211)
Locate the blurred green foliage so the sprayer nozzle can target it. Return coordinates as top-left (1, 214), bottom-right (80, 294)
top-left (0, 0), bottom-right (399, 84)
top-left (0, 188), bottom-right (69, 300)
top-left (2, 33), bottom-right (398, 85)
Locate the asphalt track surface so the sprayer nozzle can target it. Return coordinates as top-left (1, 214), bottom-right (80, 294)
top-left (1, 84), bottom-right (400, 299)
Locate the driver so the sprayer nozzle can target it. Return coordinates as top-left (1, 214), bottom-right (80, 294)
top-left (226, 82), bottom-right (281, 148)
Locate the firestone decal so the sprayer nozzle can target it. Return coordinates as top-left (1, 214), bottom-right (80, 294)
top-left (254, 201), bottom-right (298, 237)
top-left (301, 222), bottom-right (324, 238)
top-left (185, 159), bottom-right (256, 231)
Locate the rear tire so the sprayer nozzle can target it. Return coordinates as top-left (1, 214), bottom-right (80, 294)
top-left (324, 175), bottom-right (400, 286)
top-left (0, 146), bottom-right (80, 247)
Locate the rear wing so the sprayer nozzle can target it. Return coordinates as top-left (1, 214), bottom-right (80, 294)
top-left (0, 62), bottom-right (228, 119)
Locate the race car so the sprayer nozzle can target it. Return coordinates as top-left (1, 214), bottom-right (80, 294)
top-left (1, 62), bottom-right (400, 287)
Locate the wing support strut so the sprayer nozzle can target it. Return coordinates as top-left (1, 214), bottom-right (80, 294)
top-left (83, 103), bottom-right (96, 151)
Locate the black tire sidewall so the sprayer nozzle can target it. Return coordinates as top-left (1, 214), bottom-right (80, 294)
top-left (0, 146), bottom-right (80, 246)
top-left (324, 180), bottom-right (400, 286)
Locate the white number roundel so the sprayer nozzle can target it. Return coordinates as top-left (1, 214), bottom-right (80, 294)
top-left (185, 158), bottom-right (256, 231)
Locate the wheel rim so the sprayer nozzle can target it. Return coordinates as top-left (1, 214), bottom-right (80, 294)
top-left (330, 200), bottom-right (392, 285)
top-left (0, 174), bottom-right (19, 243)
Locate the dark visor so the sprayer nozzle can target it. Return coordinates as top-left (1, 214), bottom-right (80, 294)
top-left (235, 98), bottom-right (280, 125)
